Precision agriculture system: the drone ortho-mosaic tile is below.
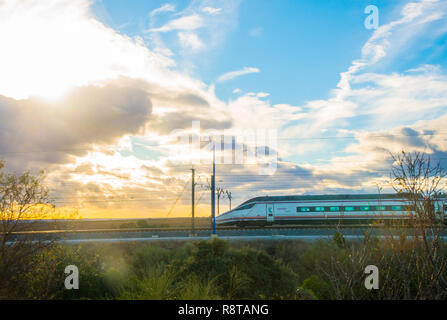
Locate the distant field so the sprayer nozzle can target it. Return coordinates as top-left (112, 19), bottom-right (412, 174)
top-left (22, 217), bottom-right (212, 232)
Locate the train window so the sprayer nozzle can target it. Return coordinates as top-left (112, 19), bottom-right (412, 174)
top-left (234, 203), bottom-right (255, 211)
top-left (392, 206), bottom-right (402, 211)
top-left (376, 206), bottom-right (386, 211)
top-left (360, 206), bottom-right (370, 211)
top-left (329, 206), bottom-right (339, 211)
top-left (345, 206), bottom-right (355, 211)
top-left (315, 207), bottom-right (325, 212)
top-left (297, 207), bottom-right (311, 212)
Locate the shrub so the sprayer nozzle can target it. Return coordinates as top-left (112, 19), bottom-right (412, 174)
top-left (119, 267), bottom-right (175, 300)
top-left (299, 275), bottom-right (331, 300)
top-left (178, 239), bottom-right (298, 299)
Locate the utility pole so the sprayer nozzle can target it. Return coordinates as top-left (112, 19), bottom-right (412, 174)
top-left (226, 190), bottom-right (232, 210)
top-left (191, 168), bottom-right (195, 236)
top-left (216, 187), bottom-right (225, 215)
top-left (211, 142), bottom-right (216, 235)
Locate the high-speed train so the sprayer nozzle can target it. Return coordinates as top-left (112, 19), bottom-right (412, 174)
top-left (215, 194), bottom-right (447, 226)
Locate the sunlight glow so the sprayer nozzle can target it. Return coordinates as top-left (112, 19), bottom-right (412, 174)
top-left (0, 0), bottom-right (175, 100)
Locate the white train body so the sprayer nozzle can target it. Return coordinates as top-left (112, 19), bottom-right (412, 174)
top-left (215, 194), bottom-right (447, 226)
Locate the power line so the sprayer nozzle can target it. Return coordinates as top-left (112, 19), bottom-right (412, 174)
top-left (2, 131), bottom-right (447, 155)
top-left (50, 182), bottom-right (396, 204)
top-left (166, 179), bottom-right (190, 217)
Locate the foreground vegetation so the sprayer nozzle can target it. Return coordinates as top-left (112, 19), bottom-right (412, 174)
top-left (1, 151), bottom-right (446, 300)
top-left (1, 235), bottom-right (446, 300)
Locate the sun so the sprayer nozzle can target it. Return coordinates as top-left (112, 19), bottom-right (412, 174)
top-left (0, 1), bottom-right (114, 101)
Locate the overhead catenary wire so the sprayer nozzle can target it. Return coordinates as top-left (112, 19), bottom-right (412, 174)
top-left (15, 133), bottom-right (445, 208)
top-left (166, 179), bottom-right (190, 217)
top-left (48, 173), bottom-right (398, 202)
top-left (1, 130), bottom-right (447, 155)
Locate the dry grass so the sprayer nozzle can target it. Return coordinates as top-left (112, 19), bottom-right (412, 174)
top-left (17, 217), bottom-right (212, 232)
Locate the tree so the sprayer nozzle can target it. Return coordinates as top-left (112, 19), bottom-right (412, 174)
top-left (309, 151), bottom-right (447, 299)
top-left (389, 150), bottom-right (447, 297)
top-left (0, 160), bottom-right (56, 296)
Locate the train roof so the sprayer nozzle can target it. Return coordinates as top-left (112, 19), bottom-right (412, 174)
top-left (238, 193), bottom-right (447, 207)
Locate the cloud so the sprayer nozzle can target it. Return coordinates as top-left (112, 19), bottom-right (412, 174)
top-left (147, 0), bottom-right (242, 58)
top-left (247, 92), bottom-right (269, 98)
top-left (148, 14), bottom-right (204, 33)
top-left (3, 0), bottom-right (447, 218)
top-left (227, 93), bottom-right (306, 144)
top-left (150, 3), bottom-right (176, 16)
top-left (0, 0), bottom-right (231, 150)
top-left (217, 67), bottom-right (260, 82)
top-left (150, 113), bottom-right (232, 135)
top-left (314, 121), bottom-right (447, 188)
top-left (0, 0), bottom-right (241, 217)
top-left (339, 0), bottom-right (447, 89)
top-left (0, 0), bottom-right (185, 100)
top-left (202, 7), bottom-right (222, 15)
top-left (0, 83), bottom-right (152, 169)
top-left (279, 0), bottom-right (447, 142)
top-left (348, 68), bottom-right (447, 124)
top-left (178, 32), bottom-right (204, 51)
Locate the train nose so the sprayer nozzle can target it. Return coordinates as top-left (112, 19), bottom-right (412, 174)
top-left (215, 210), bottom-right (231, 223)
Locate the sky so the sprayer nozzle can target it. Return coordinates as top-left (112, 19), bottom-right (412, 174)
top-left (0, 0), bottom-right (447, 219)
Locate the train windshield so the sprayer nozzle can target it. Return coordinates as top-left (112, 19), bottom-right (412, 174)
top-left (233, 203), bottom-right (255, 211)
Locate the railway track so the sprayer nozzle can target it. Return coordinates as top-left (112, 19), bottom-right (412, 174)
top-left (5, 224), bottom-right (447, 244)
top-left (5, 223), bottom-right (395, 236)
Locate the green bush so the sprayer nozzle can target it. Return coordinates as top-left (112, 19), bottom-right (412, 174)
top-left (299, 275), bottom-right (331, 300)
top-left (178, 239), bottom-right (298, 299)
top-left (3, 236), bottom-right (445, 300)
top-left (120, 267), bottom-right (175, 300)
top-left (176, 275), bottom-right (221, 300)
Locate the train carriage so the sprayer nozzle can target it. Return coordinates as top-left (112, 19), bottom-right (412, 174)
top-left (215, 194), bottom-right (447, 227)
